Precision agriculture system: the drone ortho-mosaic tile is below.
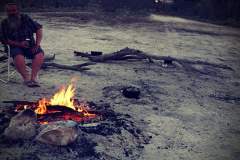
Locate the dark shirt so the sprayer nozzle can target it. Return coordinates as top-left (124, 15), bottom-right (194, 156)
top-left (0, 14), bottom-right (42, 47)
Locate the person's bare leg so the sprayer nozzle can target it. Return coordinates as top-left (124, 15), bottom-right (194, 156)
top-left (31, 52), bottom-right (44, 81)
top-left (14, 54), bottom-right (29, 81)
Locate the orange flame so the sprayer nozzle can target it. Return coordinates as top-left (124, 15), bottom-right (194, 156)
top-left (50, 84), bottom-right (75, 110)
top-left (35, 82), bottom-right (95, 118)
top-left (35, 98), bottom-right (48, 114)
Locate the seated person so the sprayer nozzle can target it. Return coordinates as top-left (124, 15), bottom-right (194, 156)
top-left (0, 3), bottom-right (44, 87)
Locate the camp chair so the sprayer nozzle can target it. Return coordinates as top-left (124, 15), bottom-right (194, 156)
top-left (0, 44), bottom-right (40, 84)
top-left (0, 45), bottom-right (16, 83)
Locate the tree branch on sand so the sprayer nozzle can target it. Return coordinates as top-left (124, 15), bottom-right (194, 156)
top-left (74, 47), bottom-right (233, 71)
top-left (39, 62), bottom-right (96, 72)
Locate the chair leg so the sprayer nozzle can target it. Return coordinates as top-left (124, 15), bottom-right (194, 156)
top-left (0, 45), bottom-right (16, 83)
top-left (0, 79), bottom-right (8, 83)
top-left (7, 45), bottom-right (10, 82)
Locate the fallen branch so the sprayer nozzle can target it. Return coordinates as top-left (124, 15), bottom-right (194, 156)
top-left (74, 48), bottom-right (154, 63)
top-left (74, 47), bottom-right (233, 71)
top-left (40, 62), bottom-right (96, 72)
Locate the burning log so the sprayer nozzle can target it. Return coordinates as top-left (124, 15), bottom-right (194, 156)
top-left (3, 100), bottom-right (37, 112)
top-left (9, 82), bottom-right (98, 124)
top-left (37, 110), bottom-right (84, 124)
top-left (7, 101), bottom-right (96, 124)
top-left (46, 105), bottom-right (79, 113)
top-left (37, 104), bottom-right (97, 123)
top-left (13, 102), bottom-right (97, 124)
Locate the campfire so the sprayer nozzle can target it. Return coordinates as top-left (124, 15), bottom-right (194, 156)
top-left (15, 82), bottom-right (97, 124)
top-left (1, 82), bottom-right (146, 149)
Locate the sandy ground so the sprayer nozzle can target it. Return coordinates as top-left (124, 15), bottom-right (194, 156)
top-left (0, 11), bottom-right (240, 160)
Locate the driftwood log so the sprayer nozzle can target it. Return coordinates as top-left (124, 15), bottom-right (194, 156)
top-left (74, 47), bottom-right (154, 63)
top-left (74, 47), bottom-right (233, 71)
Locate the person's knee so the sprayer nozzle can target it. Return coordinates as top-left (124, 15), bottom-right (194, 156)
top-left (32, 52), bottom-right (44, 66)
top-left (35, 52), bottom-right (44, 59)
top-left (13, 54), bottom-right (26, 70)
top-left (14, 54), bottom-right (25, 62)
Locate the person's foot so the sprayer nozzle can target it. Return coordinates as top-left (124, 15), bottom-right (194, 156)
top-left (28, 80), bottom-right (40, 88)
top-left (23, 80), bottom-right (32, 86)
top-left (23, 80), bottom-right (40, 88)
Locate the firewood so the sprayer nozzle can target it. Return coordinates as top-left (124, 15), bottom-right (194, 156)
top-left (46, 105), bottom-right (78, 113)
top-left (3, 101), bottom-right (37, 110)
top-left (37, 111), bottom-right (85, 123)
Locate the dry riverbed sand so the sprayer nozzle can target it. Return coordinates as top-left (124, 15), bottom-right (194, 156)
top-left (0, 11), bottom-right (240, 160)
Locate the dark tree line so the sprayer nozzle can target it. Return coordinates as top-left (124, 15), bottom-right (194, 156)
top-left (172, 0), bottom-right (240, 20)
top-left (0, 0), bottom-right (155, 11)
top-left (1, 0), bottom-right (239, 21)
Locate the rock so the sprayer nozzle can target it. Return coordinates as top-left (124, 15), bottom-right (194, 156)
top-left (122, 86), bottom-right (141, 99)
top-left (3, 109), bottom-right (37, 140)
top-left (36, 121), bottom-right (78, 146)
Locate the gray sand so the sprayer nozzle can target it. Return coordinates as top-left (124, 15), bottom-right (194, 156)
top-left (0, 12), bottom-right (240, 160)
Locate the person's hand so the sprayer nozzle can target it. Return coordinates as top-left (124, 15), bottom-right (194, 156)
top-left (18, 41), bottom-right (29, 48)
top-left (31, 45), bottom-right (39, 54)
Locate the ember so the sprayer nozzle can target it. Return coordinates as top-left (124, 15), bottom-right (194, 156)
top-left (15, 82), bottom-right (97, 124)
